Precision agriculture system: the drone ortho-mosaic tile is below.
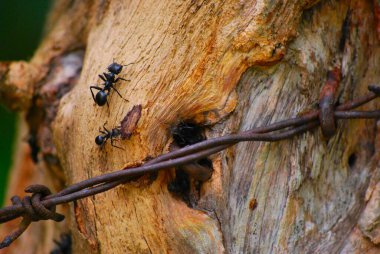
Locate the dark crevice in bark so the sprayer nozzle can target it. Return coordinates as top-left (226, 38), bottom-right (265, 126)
top-left (168, 121), bottom-right (213, 207)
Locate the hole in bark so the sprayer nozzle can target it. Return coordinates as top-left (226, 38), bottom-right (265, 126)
top-left (172, 121), bottom-right (205, 147)
top-left (168, 169), bottom-right (191, 202)
top-left (27, 133), bottom-right (40, 163)
top-left (348, 153), bottom-right (357, 168)
top-left (339, 10), bottom-right (351, 52)
top-left (198, 158), bottom-right (212, 168)
top-left (50, 232), bottom-right (72, 254)
top-left (168, 121), bottom-right (213, 206)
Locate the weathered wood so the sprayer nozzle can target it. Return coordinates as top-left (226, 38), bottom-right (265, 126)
top-left (1, 0), bottom-right (380, 253)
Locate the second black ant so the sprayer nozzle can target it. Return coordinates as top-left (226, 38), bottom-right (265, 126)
top-left (90, 61), bottom-right (133, 107)
top-left (95, 122), bottom-right (123, 149)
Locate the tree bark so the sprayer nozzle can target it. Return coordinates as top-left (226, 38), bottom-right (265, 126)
top-left (1, 0), bottom-right (380, 253)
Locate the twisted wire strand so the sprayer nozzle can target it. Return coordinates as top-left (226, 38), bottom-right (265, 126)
top-left (1, 85), bottom-right (380, 249)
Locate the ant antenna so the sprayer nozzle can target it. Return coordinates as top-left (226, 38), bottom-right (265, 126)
top-left (112, 57), bottom-right (134, 67)
top-left (123, 62), bottom-right (135, 67)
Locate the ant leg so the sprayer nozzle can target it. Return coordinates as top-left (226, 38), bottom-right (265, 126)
top-left (99, 126), bottom-right (107, 134)
top-left (90, 86), bottom-right (102, 102)
top-left (101, 137), bottom-right (109, 149)
top-left (111, 86), bottom-right (128, 101)
top-left (103, 122), bottom-right (110, 132)
top-left (102, 89), bottom-right (110, 113)
top-left (110, 137), bottom-right (124, 150)
top-left (115, 77), bottom-right (131, 82)
top-left (99, 126), bottom-right (108, 135)
top-left (112, 86), bottom-right (123, 98)
top-left (98, 75), bottom-right (106, 82)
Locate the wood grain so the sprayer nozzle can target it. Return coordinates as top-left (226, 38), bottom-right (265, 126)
top-left (1, 0), bottom-right (380, 253)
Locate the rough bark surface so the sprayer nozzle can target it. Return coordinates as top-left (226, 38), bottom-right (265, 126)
top-left (1, 0), bottom-right (380, 253)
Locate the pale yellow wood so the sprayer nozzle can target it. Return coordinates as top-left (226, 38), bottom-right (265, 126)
top-left (1, 0), bottom-right (380, 253)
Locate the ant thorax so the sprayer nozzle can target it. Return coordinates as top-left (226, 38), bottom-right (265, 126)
top-left (111, 128), bottom-right (121, 137)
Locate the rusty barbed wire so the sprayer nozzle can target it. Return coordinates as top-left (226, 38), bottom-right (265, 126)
top-left (1, 84), bottom-right (380, 248)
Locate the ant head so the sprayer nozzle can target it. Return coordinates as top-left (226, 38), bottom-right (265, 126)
top-left (95, 91), bottom-right (108, 106)
top-left (95, 135), bottom-right (106, 146)
top-left (108, 62), bottom-right (123, 75)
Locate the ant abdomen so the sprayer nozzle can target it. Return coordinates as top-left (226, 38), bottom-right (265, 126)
top-left (95, 91), bottom-right (108, 106)
top-left (95, 135), bottom-right (105, 146)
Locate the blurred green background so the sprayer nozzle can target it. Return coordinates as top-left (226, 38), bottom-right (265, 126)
top-left (0, 1), bottom-right (51, 204)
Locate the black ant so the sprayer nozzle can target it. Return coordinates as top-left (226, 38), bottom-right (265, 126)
top-left (90, 61), bottom-right (133, 106)
top-left (95, 122), bottom-right (123, 149)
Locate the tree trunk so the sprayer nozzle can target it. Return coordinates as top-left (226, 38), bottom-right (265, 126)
top-left (1, 0), bottom-right (380, 253)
